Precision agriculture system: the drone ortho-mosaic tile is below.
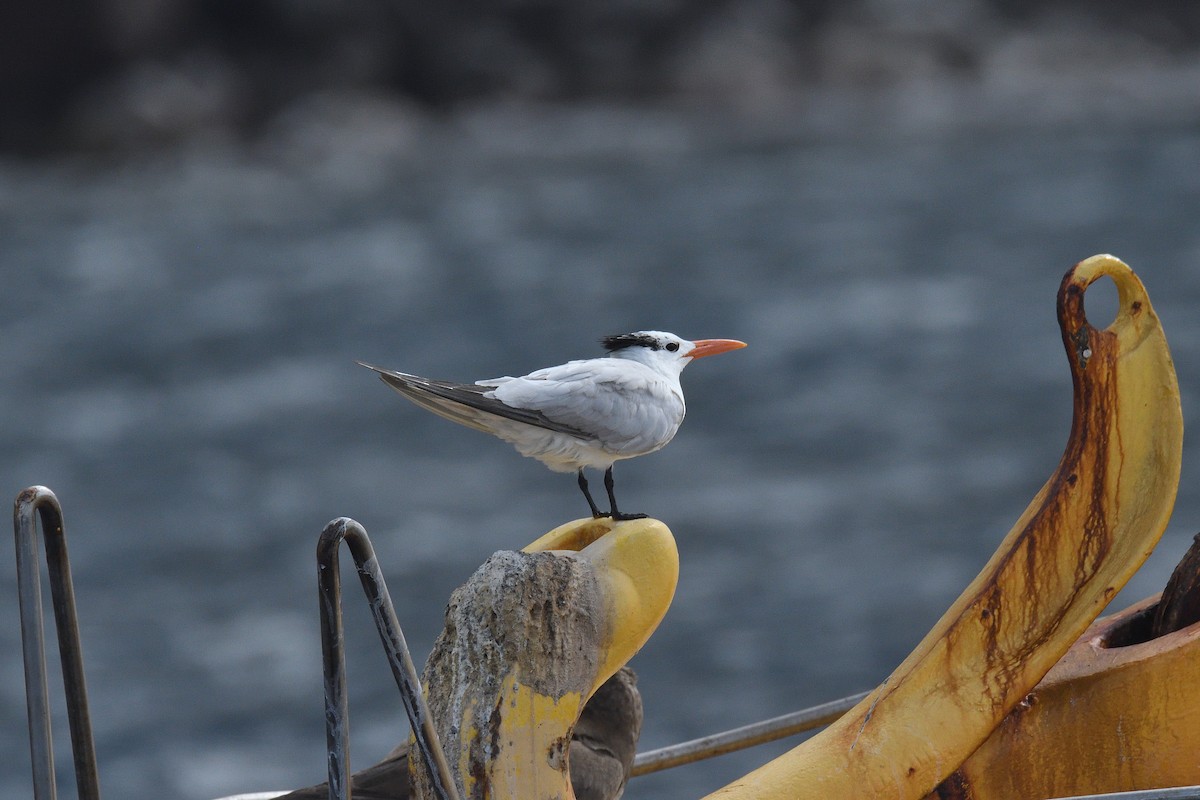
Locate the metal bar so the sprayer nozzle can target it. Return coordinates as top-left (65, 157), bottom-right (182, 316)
top-left (632, 689), bottom-right (870, 777)
top-left (317, 518), bottom-right (460, 800)
top-left (317, 522), bottom-right (351, 800)
top-left (346, 535), bottom-right (459, 800)
top-left (15, 488), bottom-right (56, 800)
top-left (14, 485), bottom-right (102, 800)
top-left (1047, 789), bottom-right (1200, 800)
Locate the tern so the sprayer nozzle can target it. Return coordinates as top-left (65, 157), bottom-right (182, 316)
top-left (360, 331), bottom-right (746, 520)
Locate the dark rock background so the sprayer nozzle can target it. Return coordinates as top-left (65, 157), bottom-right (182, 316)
top-left (4, 0), bottom-right (1200, 153)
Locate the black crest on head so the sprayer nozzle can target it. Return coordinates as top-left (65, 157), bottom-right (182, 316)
top-left (602, 333), bottom-right (662, 352)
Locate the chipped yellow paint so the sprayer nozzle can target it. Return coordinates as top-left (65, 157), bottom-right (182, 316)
top-left (446, 670), bottom-right (587, 800)
top-left (456, 707), bottom-right (479, 800)
top-left (423, 517), bottom-right (678, 799)
top-left (487, 673), bottom-right (585, 800)
top-left (707, 256), bottom-right (1183, 800)
top-left (525, 516), bottom-right (679, 695)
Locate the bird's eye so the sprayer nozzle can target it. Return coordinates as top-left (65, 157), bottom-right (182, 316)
top-left (666, 342), bottom-right (679, 352)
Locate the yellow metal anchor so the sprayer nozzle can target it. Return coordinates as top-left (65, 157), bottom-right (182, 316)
top-left (708, 255), bottom-right (1183, 800)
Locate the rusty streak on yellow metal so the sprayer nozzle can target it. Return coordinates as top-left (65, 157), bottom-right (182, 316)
top-left (706, 255), bottom-right (1183, 800)
top-left (928, 594), bottom-right (1200, 799)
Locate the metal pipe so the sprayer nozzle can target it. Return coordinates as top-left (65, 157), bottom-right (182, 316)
top-left (632, 689), bottom-right (870, 776)
top-left (1046, 789), bottom-right (1200, 800)
top-left (316, 521), bottom-right (350, 800)
top-left (15, 487), bottom-right (55, 800)
top-left (316, 518), bottom-right (460, 800)
top-left (13, 485), bottom-right (102, 800)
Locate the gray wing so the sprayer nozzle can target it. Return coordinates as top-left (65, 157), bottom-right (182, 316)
top-left (358, 362), bottom-right (599, 440)
top-left (487, 359), bottom-right (684, 454)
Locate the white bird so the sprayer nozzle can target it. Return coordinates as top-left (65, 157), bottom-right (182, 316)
top-left (360, 331), bottom-right (747, 520)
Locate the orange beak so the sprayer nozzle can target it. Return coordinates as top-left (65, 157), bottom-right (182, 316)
top-left (688, 338), bottom-right (748, 359)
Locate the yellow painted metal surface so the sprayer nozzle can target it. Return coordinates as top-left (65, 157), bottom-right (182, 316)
top-left (455, 674), bottom-right (585, 800)
top-left (525, 516), bottom-right (680, 698)
top-left (434, 517), bottom-right (677, 800)
top-left (707, 256), bottom-right (1183, 800)
top-left (928, 595), bottom-right (1200, 799)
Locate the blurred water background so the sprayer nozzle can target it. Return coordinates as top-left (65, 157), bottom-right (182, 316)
top-left (3, 2), bottom-right (1200, 798)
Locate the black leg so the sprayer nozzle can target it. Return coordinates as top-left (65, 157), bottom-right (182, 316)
top-left (578, 470), bottom-right (608, 518)
top-left (605, 466), bottom-right (647, 522)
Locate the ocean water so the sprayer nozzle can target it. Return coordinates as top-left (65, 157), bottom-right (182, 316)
top-left (2, 102), bottom-right (1200, 799)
